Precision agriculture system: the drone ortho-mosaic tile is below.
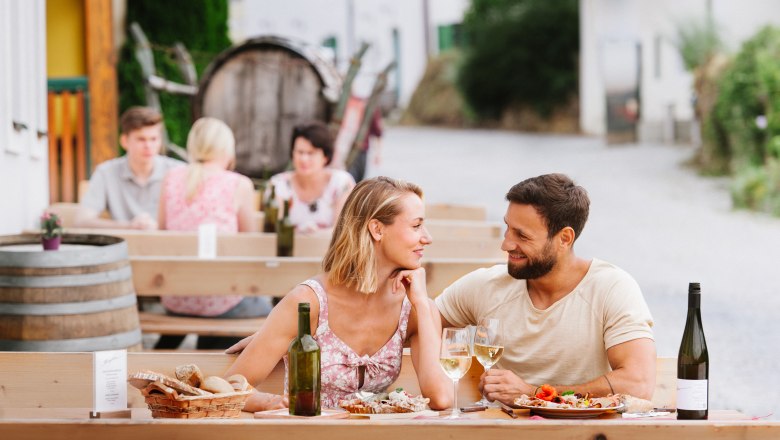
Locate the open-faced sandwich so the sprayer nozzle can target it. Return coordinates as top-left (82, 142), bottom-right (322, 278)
top-left (339, 389), bottom-right (430, 414)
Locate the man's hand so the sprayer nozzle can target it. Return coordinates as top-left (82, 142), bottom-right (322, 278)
top-left (481, 369), bottom-right (535, 405)
top-left (131, 213), bottom-right (157, 230)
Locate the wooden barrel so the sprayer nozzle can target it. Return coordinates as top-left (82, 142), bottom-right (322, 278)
top-left (193, 35), bottom-right (342, 179)
top-left (0, 234), bottom-right (142, 351)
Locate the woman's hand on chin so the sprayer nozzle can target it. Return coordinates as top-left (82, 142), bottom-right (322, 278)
top-left (392, 267), bottom-right (429, 307)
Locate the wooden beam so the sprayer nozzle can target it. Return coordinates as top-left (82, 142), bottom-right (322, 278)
top-left (47, 91), bottom-right (59, 204)
top-left (60, 91), bottom-right (75, 202)
top-left (129, 256), bottom-right (503, 298)
top-left (84, 0), bottom-right (118, 167)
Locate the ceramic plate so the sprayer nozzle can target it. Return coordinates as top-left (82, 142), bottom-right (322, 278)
top-left (513, 404), bottom-right (624, 419)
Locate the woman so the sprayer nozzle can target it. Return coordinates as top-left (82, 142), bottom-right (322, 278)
top-left (156, 117), bottom-right (272, 349)
top-left (266, 121), bottom-right (355, 234)
top-left (225, 177), bottom-right (452, 411)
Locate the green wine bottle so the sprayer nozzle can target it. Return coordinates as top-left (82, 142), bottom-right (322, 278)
top-left (288, 302), bottom-right (321, 416)
top-left (276, 199), bottom-right (294, 257)
top-left (677, 282), bottom-right (709, 420)
top-left (263, 184), bottom-right (279, 233)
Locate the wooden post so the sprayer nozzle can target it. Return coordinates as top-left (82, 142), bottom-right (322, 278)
top-left (47, 92), bottom-right (59, 204)
top-left (84, 0), bottom-right (118, 169)
top-left (74, 91), bottom-right (87, 192)
top-left (60, 91), bottom-right (74, 202)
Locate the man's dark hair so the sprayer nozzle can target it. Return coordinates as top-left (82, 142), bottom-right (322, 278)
top-left (119, 106), bottom-right (163, 135)
top-left (506, 173), bottom-right (590, 241)
top-left (290, 121), bottom-right (334, 164)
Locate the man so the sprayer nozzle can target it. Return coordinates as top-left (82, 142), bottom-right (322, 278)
top-left (435, 173), bottom-right (656, 403)
top-left (76, 106), bottom-right (183, 229)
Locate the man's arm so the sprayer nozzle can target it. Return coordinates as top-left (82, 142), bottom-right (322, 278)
top-left (483, 337), bottom-right (657, 404)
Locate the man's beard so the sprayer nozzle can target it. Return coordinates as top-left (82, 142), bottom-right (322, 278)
top-left (507, 240), bottom-right (556, 280)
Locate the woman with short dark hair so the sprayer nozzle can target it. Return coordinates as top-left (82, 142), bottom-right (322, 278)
top-left (266, 121), bottom-right (355, 234)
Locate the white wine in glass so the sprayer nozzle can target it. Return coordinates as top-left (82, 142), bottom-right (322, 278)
top-left (440, 327), bottom-right (472, 419)
top-left (473, 318), bottom-right (503, 406)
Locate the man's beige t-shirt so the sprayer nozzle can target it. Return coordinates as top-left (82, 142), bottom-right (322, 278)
top-left (435, 259), bottom-right (654, 386)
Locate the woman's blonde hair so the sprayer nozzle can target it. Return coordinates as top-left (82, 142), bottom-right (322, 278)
top-left (185, 117), bottom-right (236, 201)
top-left (323, 176), bottom-right (423, 294)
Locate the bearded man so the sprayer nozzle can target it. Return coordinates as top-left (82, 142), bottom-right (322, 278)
top-left (435, 173), bottom-right (656, 404)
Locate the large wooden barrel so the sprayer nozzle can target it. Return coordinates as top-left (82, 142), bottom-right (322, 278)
top-left (194, 35), bottom-right (342, 179)
top-left (0, 234), bottom-right (142, 351)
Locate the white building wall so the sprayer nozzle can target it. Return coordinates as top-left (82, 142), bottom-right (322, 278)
top-left (228, 0), bottom-right (468, 107)
top-left (580, 0), bottom-right (780, 141)
top-left (0, 0), bottom-right (49, 235)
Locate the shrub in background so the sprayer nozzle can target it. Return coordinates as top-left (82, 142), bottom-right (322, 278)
top-left (704, 26), bottom-right (780, 214)
top-left (457, 0), bottom-right (579, 121)
top-left (117, 0), bottom-right (231, 149)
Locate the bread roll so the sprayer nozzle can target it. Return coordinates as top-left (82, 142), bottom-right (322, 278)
top-left (226, 374), bottom-right (249, 392)
top-left (200, 376), bottom-right (235, 394)
top-left (175, 364), bottom-right (204, 388)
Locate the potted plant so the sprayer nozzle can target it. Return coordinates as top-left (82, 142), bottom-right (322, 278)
top-left (40, 211), bottom-right (63, 251)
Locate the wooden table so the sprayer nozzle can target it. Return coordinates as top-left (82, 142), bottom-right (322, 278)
top-left (0, 408), bottom-right (774, 440)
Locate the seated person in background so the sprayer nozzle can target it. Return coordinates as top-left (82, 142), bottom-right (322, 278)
top-left (435, 173), bottom-right (656, 403)
top-left (225, 177), bottom-right (451, 411)
top-left (266, 121), bottom-right (355, 234)
top-left (154, 117), bottom-right (271, 350)
top-left (76, 106), bottom-right (183, 229)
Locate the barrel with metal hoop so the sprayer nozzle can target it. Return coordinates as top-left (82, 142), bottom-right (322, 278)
top-left (193, 35), bottom-right (342, 179)
top-left (0, 234), bottom-right (141, 351)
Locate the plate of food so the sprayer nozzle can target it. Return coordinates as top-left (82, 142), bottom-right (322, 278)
top-left (339, 389), bottom-right (437, 419)
top-left (512, 385), bottom-right (625, 419)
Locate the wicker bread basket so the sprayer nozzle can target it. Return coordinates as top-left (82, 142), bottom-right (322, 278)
top-left (130, 371), bottom-right (252, 419)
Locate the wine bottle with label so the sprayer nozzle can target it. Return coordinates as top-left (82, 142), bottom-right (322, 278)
top-left (677, 282), bottom-right (709, 420)
top-left (263, 184), bottom-right (279, 233)
top-left (276, 199), bottom-right (294, 257)
top-left (288, 302), bottom-right (321, 416)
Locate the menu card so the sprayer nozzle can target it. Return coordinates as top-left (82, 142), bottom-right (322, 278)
top-left (92, 349), bottom-right (127, 413)
top-left (198, 223), bottom-right (217, 259)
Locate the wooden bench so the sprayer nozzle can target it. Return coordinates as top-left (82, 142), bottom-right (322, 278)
top-left (130, 256), bottom-right (502, 299)
top-left (138, 312), bottom-right (266, 337)
top-left (62, 228), bottom-right (507, 259)
top-left (0, 351), bottom-right (676, 410)
top-left (131, 255), bottom-right (501, 339)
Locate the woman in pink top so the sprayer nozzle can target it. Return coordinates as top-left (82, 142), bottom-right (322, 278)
top-left (155, 117), bottom-right (271, 349)
top-left (225, 177), bottom-right (452, 411)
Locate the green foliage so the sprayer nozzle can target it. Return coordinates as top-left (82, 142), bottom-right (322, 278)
top-left (705, 26), bottom-right (780, 215)
top-left (117, 0), bottom-right (231, 148)
top-left (731, 158), bottom-right (780, 215)
top-left (675, 18), bottom-right (724, 71)
top-left (457, 0), bottom-right (579, 120)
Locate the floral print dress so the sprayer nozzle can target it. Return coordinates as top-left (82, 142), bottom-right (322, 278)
top-left (284, 279), bottom-right (412, 408)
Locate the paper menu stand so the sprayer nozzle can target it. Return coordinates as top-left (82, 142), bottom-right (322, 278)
top-left (90, 349), bottom-right (131, 419)
top-left (198, 223), bottom-right (218, 259)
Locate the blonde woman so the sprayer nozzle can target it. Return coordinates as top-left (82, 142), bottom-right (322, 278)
top-left (156, 117), bottom-right (271, 349)
top-left (225, 177), bottom-right (452, 411)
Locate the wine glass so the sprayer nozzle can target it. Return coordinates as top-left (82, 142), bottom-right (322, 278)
top-left (439, 327), bottom-right (472, 419)
top-left (473, 318), bottom-right (503, 406)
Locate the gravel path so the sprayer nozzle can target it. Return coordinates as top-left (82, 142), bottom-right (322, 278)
top-left (374, 126), bottom-right (780, 419)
